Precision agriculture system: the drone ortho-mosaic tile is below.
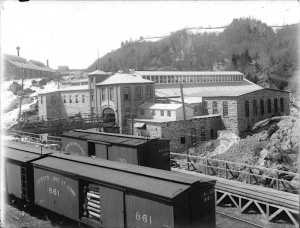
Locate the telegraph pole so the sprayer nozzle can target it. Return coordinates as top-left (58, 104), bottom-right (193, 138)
top-left (180, 84), bottom-right (189, 171)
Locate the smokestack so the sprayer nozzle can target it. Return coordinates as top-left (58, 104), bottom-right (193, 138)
top-left (16, 46), bottom-right (20, 56)
top-left (47, 60), bottom-right (49, 67)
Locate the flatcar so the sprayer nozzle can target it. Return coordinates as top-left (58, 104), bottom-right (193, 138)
top-left (3, 141), bottom-right (216, 228)
top-left (61, 129), bottom-right (171, 170)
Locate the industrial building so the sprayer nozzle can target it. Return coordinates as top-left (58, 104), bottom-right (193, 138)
top-left (3, 54), bottom-right (56, 79)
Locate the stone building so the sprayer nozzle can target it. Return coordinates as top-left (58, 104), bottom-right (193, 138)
top-left (3, 54), bottom-right (56, 79)
top-left (94, 73), bottom-right (155, 132)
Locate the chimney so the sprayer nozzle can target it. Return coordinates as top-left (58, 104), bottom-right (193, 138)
top-left (16, 46), bottom-right (20, 56)
top-left (47, 60), bottom-right (49, 67)
top-left (129, 69), bottom-right (135, 75)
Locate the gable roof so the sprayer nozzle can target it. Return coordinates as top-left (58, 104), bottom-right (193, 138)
top-left (87, 70), bottom-right (108, 76)
top-left (139, 102), bottom-right (190, 110)
top-left (96, 73), bottom-right (154, 86)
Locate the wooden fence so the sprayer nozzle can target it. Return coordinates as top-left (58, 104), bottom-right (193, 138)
top-left (171, 152), bottom-right (299, 194)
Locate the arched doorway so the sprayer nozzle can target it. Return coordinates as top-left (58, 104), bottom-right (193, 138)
top-left (102, 108), bottom-right (115, 123)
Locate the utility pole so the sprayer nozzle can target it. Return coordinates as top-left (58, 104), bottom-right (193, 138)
top-left (180, 84), bottom-right (189, 171)
top-left (17, 46), bottom-right (24, 131)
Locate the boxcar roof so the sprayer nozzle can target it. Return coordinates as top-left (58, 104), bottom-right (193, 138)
top-left (61, 131), bottom-right (91, 139)
top-left (32, 157), bottom-right (190, 200)
top-left (3, 140), bottom-right (54, 155)
top-left (49, 153), bottom-right (214, 185)
top-left (4, 147), bottom-right (45, 162)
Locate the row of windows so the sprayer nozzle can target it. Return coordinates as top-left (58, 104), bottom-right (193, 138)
top-left (140, 109), bottom-right (172, 117)
top-left (142, 74), bottom-right (243, 84)
top-left (123, 86), bottom-right (152, 100)
top-left (211, 101), bottom-right (228, 116)
top-left (63, 95), bottom-right (85, 103)
top-left (245, 98), bottom-right (284, 117)
top-left (179, 127), bottom-right (217, 144)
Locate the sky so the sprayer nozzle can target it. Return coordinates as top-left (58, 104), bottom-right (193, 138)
top-left (1, 1), bottom-right (300, 70)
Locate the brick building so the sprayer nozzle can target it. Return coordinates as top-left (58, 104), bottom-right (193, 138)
top-left (3, 54), bottom-right (56, 79)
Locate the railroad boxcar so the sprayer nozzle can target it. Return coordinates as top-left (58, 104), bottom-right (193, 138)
top-left (61, 130), bottom-right (171, 170)
top-left (2, 141), bottom-right (54, 204)
top-left (33, 153), bottom-right (216, 228)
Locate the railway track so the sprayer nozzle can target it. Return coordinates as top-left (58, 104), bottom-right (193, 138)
top-left (216, 211), bottom-right (264, 228)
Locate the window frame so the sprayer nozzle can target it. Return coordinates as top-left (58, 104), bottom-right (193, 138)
top-left (212, 101), bottom-right (218, 114)
top-left (146, 86), bottom-right (151, 99)
top-left (110, 88), bottom-right (114, 101)
top-left (222, 101), bottom-right (228, 117)
top-left (260, 99), bottom-right (264, 116)
top-left (135, 86), bottom-right (141, 100)
top-left (245, 100), bottom-right (249, 117)
top-left (253, 100), bottom-right (257, 116)
top-left (267, 99), bottom-right (272, 114)
top-left (124, 87), bottom-right (130, 100)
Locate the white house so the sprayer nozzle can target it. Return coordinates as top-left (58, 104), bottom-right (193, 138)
top-left (137, 103), bottom-right (194, 121)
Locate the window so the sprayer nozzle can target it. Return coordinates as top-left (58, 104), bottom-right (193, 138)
top-left (40, 96), bottom-right (43, 104)
top-left (110, 88), bottom-right (114, 100)
top-left (125, 107), bottom-right (131, 113)
top-left (260, 100), bottom-right (264, 115)
top-left (267, 99), bottom-right (271, 113)
top-left (210, 129), bottom-right (214, 138)
top-left (212, 101), bottom-right (218, 114)
top-left (91, 95), bottom-right (94, 101)
top-left (191, 128), bottom-right (196, 143)
top-left (280, 98), bottom-right (284, 112)
top-left (152, 110), bottom-right (155, 116)
top-left (245, 100), bottom-right (249, 117)
top-left (167, 111), bottom-right (171, 116)
top-left (69, 95), bottom-right (72, 103)
top-left (91, 107), bottom-right (95, 114)
top-left (200, 127), bottom-right (206, 140)
top-left (203, 101), bottom-right (208, 115)
top-left (194, 105), bottom-right (199, 113)
top-left (253, 100), bottom-right (257, 116)
top-left (146, 86), bottom-right (151, 99)
top-left (63, 95), bottom-right (66, 103)
top-left (75, 95), bottom-right (78, 103)
top-left (223, 101), bottom-right (228, 117)
top-left (102, 88), bottom-right (106, 100)
top-left (82, 95), bottom-right (85, 103)
top-left (135, 86), bottom-right (141, 99)
top-left (180, 137), bottom-right (186, 144)
top-left (274, 98), bottom-right (278, 113)
top-left (140, 109), bottom-right (144, 116)
top-left (160, 110), bottom-right (164, 116)
top-left (124, 87), bottom-right (130, 100)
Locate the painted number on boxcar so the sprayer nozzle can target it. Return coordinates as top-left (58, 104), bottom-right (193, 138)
top-left (118, 158), bottom-right (127, 163)
top-left (37, 175), bottom-right (76, 197)
top-left (159, 147), bottom-right (169, 157)
top-left (201, 188), bottom-right (214, 202)
top-left (135, 212), bottom-right (152, 225)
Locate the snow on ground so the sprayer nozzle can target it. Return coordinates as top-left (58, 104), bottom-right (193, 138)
top-left (1, 79), bottom-right (57, 128)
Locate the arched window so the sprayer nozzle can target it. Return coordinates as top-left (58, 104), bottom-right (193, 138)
top-left (135, 86), bottom-right (141, 99)
top-left (223, 101), bottom-right (228, 117)
top-left (253, 100), bottom-right (257, 116)
top-left (280, 98), bottom-right (284, 112)
top-left (212, 101), bottom-right (218, 114)
top-left (274, 98), bottom-right (278, 113)
top-left (245, 100), bottom-right (249, 117)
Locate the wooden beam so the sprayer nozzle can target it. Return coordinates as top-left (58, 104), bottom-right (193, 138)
top-left (241, 200), bottom-right (253, 213)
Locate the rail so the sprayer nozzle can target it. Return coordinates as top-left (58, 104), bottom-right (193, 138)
top-left (171, 152), bottom-right (299, 194)
top-left (9, 130), bottom-right (62, 150)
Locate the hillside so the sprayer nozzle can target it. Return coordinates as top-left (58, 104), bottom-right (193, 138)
top-left (87, 18), bottom-right (299, 93)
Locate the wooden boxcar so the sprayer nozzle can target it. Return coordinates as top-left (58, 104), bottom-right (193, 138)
top-left (61, 130), bottom-right (171, 170)
top-left (2, 141), bottom-right (54, 204)
top-left (33, 153), bottom-right (216, 228)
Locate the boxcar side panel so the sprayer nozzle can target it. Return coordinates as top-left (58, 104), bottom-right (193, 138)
top-left (173, 196), bottom-right (189, 228)
top-left (95, 143), bottom-right (108, 159)
top-left (34, 168), bottom-right (79, 221)
top-left (125, 193), bottom-right (174, 228)
top-left (189, 184), bottom-right (215, 227)
top-left (99, 185), bottom-right (124, 227)
top-left (62, 138), bottom-right (88, 156)
top-left (108, 145), bottom-right (138, 165)
top-left (5, 162), bottom-right (22, 198)
top-left (147, 141), bottom-right (170, 171)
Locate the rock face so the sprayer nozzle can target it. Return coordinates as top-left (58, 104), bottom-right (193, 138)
top-left (9, 82), bottom-right (22, 95)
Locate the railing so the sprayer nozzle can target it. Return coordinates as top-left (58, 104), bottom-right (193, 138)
top-left (9, 130), bottom-right (62, 150)
top-left (171, 152), bottom-right (299, 194)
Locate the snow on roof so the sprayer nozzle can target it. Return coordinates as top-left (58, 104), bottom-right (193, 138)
top-left (96, 73), bottom-right (153, 86)
top-left (135, 71), bottom-right (244, 76)
top-left (58, 85), bottom-right (89, 92)
top-left (169, 97), bottom-right (203, 104)
top-left (139, 102), bottom-right (184, 110)
top-left (87, 70), bottom-right (108, 76)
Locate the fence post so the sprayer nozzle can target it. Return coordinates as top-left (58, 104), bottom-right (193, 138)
top-left (276, 171), bottom-right (279, 190)
top-left (225, 162), bottom-right (228, 179)
top-left (248, 167), bottom-right (251, 184)
top-left (205, 159), bottom-right (208, 175)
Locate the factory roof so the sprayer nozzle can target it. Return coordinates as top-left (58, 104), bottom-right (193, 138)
top-left (155, 79), bottom-right (263, 97)
top-left (169, 96), bottom-right (203, 104)
top-left (96, 73), bottom-right (153, 86)
top-left (87, 70), bottom-right (108, 76)
top-left (134, 71), bottom-right (244, 76)
top-left (3, 54), bottom-right (56, 73)
top-left (58, 85), bottom-right (89, 92)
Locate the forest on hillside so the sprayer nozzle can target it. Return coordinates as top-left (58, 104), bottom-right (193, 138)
top-left (86, 18), bottom-right (299, 93)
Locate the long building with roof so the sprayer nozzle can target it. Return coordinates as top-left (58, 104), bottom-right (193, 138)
top-left (38, 70), bottom-right (290, 151)
top-left (3, 54), bottom-right (56, 79)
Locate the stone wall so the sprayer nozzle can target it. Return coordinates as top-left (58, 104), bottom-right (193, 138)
top-left (126, 115), bottom-right (223, 152)
top-left (60, 90), bottom-right (90, 116)
top-left (236, 89), bottom-right (290, 133)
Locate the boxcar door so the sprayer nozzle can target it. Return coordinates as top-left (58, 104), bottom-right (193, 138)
top-left (95, 143), bottom-right (108, 159)
top-left (5, 161), bottom-right (22, 198)
top-left (99, 185), bottom-right (124, 227)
